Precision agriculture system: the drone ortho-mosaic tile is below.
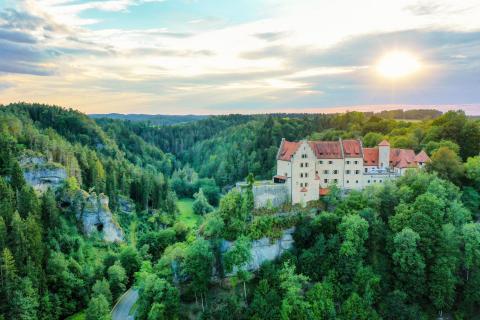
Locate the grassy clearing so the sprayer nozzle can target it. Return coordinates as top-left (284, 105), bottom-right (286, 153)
top-left (177, 198), bottom-right (202, 228)
top-left (65, 311), bottom-right (86, 320)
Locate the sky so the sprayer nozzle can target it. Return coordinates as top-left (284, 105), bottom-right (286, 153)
top-left (0, 0), bottom-right (479, 115)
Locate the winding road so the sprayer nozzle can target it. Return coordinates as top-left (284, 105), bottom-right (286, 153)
top-left (112, 288), bottom-right (139, 320)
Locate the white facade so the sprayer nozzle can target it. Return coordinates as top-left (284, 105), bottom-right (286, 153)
top-left (275, 138), bottom-right (430, 205)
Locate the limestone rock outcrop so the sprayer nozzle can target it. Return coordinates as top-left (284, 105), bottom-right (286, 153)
top-left (74, 191), bottom-right (124, 242)
top-left (21, 156), bottom-right (67, 193)
top-left (221, 227), bottom-right (295, 273)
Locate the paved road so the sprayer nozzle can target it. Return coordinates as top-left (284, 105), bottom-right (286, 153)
top-left (112, 288), bottom-right (139, 320)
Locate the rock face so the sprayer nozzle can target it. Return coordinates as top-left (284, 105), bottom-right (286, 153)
top-left (76, 192), bottom-right (124, 242)
top-left (21, 156), bottom-right (67, 193)
top-left (221, 227), bottom-right (295, 273)
top-left (118, 196), bottom-right (135, 215)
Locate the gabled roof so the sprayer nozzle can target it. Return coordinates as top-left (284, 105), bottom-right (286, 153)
top-left (390, 148), bottom-right (417, 168)
top-left (308, 141), bottom-right (343, 159)
top-left (342, 139), bottom-right (363, 158)
top-left (277, 140), bottom-right (300, 161)
top-left (379, 140), bottom-right (390, 146)
top-left (363, 148), bottom-right (379, 166)
top-left (415, 150), bottom-right (430, 163)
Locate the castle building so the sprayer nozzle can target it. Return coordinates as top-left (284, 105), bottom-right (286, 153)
top-left (274, 138), bottom-right (430, 204)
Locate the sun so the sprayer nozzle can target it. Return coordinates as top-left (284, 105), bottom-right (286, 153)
top-left (376, 51), bottom-right (421, 79)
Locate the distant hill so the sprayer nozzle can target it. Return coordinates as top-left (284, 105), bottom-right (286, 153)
top-left (89, 113), bottom-right (209, 126)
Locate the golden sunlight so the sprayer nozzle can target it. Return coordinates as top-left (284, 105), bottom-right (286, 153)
top-left (376, 51), bottom-right (421, 79)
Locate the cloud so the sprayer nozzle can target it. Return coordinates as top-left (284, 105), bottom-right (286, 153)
top-left (0, 0), bottom-right (480, 113)
top-left (254, 31), bottom-right (288, 42)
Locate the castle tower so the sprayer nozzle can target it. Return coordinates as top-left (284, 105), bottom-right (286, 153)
top-left (378, 140), bottom-right (390, 169)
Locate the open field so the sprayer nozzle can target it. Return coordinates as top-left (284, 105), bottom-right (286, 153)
top-left (177, 198), bottom-right (203, 228)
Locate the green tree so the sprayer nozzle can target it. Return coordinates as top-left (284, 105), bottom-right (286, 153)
top-left (136, 274), bottom-right (179, 320)
top-left (306, 281), bottom-right (336, 320)
top-left (192, 188), bottom-right (213, 215)
top-left (119, 246), bottom-right (141, 282)
top-left (463, 223), bottom-right (480, 281)
top-left (224, 236), bottom-right (252, 300)
top-left (249, 279), bottom-right (281, 320)
top-left (429, 224), bottom-right (460, 316)
top-left (182, 238), bottom-right (213, 311)
top-left (10, 160), bottom-right (25, 192)
top-left (17, 185), bottom-right (40, 219)
top-left (92, 278), bottom-right (113, 306)
top-left (363, 132), bottom-right (384, 147)
top-left (340, 292), bottom-right (380, 320)
top-left (426, 147), bottom-right (464, 183)
top-left (0, 177), bottom-right (15, 226)
top-left (278, 262), bottom-right (311, 320)
top-left (392, 228), bottom-right (426, 298)
top-left (107, 263), bottom-right (127, 301)
top-left (86, 294), bottom-right (111, 320)
top-left (465, 156), bottom-right (480, 186)
top-left (10, 277), bottom-right (39, 320)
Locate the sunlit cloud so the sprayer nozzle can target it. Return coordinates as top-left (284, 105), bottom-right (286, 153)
top-left (0, 0), bottom-right (480, 114)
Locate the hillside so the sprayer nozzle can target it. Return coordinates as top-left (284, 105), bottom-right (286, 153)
top-left (1, 103), bottom-right (480, 319)
top-left (89, 113), bottom-right (209, 126)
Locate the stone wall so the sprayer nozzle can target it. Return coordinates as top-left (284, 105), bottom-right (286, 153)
top-left (252, 183), bottom-right (289, 209)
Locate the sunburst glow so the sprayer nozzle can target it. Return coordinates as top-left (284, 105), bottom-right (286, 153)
top-left (376, 51), bottom-right (421, 79)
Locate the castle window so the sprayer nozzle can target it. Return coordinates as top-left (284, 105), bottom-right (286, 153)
top-left (300, 173), bottom-right (303, 178)
top-left (323, 170), bottom-right (329, 174)
top-left (346, 161), bottom-right (350, 164)
top-left (300, 163), bottom-right (304, 167)
top-left (373, 180), bottom-right (377, 183)
top-left (319, 160), bottom-right (323, 164)
top-left (346, 170), bottom-right (351, 174)
top-left (379, 180), bottom-right (383, 183)
top-left (356, 180), bottom-right (359, 184)
top-left (354, 160), bottom-right (358, 164)
top-left (346, 180), bottom-right (350, 183)
top-left (305, 173), bottom-right (308, 178)
top-left (300, 183), bottom-right (303, 187)
top-left (328, 160), bottom-right (333, 164)
top-left (305, 163), bottom-right (309, 167)
top-left (365, 168), bottom-right (368, 173)
top-left (324, 179), bottom-right (328, 183)
top-left (334, 179), bottom-right (338, 183)
top-left (305, 182), bottom-right (308, 187)
top-left (355, 170), bottom-right (360, 174)
top-left (368, 180), bottom-right (371, 183)
top-left (333, 170), bottom-right (338, 174)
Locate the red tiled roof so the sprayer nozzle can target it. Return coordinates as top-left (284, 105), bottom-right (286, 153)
top-left (415, 150), bottom-right (430, 163)
top-left (277, 140), bottom-right (300, 161)
top-left (390, 148), bottom-right (417, 168)
top-left (363, 148), bottom-right (379, 166)
top-left (379, 140), bottom-right (390, 146)
top-left (342, 139), bottom-right (363, 158)
top-left (319, 188), bottom-right (329, 196)
top-left (308, 141), bottom-right (342, 159)
top-left (300, 187), bottom-right (308, 192)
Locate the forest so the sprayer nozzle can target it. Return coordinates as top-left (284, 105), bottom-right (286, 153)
top-left (1, 102), bottom-right (480, 319)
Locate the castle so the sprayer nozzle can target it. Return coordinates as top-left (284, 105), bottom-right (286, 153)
top-left (273, 138), bottom-right (430, 205)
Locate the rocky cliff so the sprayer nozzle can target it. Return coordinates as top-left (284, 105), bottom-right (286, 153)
top-left (21, 156), bottom-right (67, 193)
top-left (221, 227), bottom-right (295, 273)
top-left (74, 191), bottom-right (124, 243)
